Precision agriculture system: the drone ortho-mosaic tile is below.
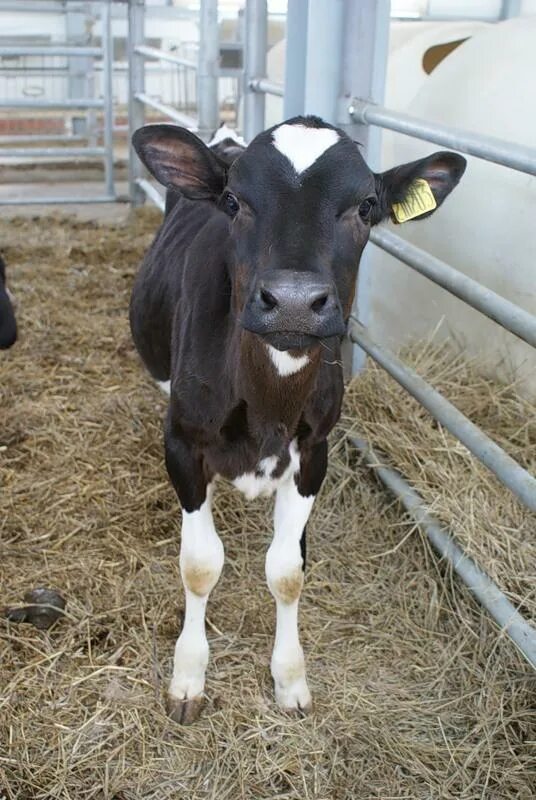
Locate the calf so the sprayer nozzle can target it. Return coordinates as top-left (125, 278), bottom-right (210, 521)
top-left (0, 254), bottom-right (17, 350)
top-left (130, 115), bottom-right (465, 723)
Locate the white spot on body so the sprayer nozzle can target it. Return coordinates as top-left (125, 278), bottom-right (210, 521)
top-left (208, 124), bottom-right (246, 148)
top-left (232, 439), bottom-right (300, 500)
top-left (156, 379), bottom-right (171, 396)
top-left (272, 123), bottom-right (340, 175)
top-left (266, 344), bottom-right (309, 377)
top-left (170, 484), bottom-right (224, 703)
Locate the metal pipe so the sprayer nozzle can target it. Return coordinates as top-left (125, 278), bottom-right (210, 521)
top-left (101, 0), bottom-right (115, 199)
top-left (128, 0), bottom-right (146, 207)
top-left (0, 46), bottom-right (102, 57)
top-left (248, 78), bottom-right (284, 97)
top-left (135, 93), bottom-right (198, 129)
top-left (348, 318), bottom-right (536, 512)
top-left (350, 101), bottom-right (536, 177)
top-left (0, 196), bottom-right (118, 206)
top-left (197, 0), bottom-right (220, 138)
top-left (0, 135), bottom-right (86, 144)
top-left (243, 0), bottom-right (267, 141)
top-left (352, 437), bottom-right (536, 669)
top-left (0, 147), bottom-right (105, 158)
top-left (283, 0), bottom-right (308, 118)
top-left (370, 228), bottom-right (536, 350)
top-left (0, 98), bottom-right (104, 109)
top-left (134, 45), bottom-right (197, 71)
top-left (136, 178), bottom-right (165, 212)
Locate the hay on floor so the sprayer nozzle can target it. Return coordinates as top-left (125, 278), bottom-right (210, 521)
top-left (0, 211), bottom-right (534, 800)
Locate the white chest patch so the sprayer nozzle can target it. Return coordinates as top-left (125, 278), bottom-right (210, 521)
top-left (272, 123), bottom-right (340, 175)
top-left (266, 345), bottom-right (309, 377)
top-left (233, 440), bottom-right (301, 500)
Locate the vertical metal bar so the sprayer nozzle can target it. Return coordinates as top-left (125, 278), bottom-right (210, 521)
top-left (243, 0), bottom-right (267, 142)
top-left (283, 0), bottom-right (309, 119)
top-left (128, 0), bottom-right (146, 207)
top-left (66, 2), bottom-right (92, 139)
top-left (101, 0), bottom-right (115, 198)
top-left (302, 0), bottom-right (344, 122)
top-left (500, 0), bottom-right (521, 19)
top-left (339, 0), bottom-right (390, 375)
top-left (198, 0), bottom-right (219, 139)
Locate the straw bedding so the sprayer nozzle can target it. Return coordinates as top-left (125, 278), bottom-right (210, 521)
top-left (1, 210), bottom-right (534, 799)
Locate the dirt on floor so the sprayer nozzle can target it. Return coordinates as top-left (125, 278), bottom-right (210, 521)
top-left (0, 211), bottom-right (534, 800)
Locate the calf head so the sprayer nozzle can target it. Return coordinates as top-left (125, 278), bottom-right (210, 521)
top-left (133, 116), bottom-right (466, 352)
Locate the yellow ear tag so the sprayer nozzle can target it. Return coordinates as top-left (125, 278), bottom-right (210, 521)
top-left (392, 178), bottom-right (437, 224)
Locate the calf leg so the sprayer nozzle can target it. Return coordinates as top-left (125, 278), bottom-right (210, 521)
top-left (164, 428), bottom-right (224, 724)
top-left (266, 440), bottom-right (327, 713)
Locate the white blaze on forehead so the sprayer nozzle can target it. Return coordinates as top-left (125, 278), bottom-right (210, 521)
top-left (208, 124), bottom-right (246, 148)
top-left (266, 344), bottom-right (309, 377)
top-left (272, 123), bottom-right (340, 175)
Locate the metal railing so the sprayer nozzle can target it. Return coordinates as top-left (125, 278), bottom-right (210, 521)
top-left (0, 0), bottom-right (115, 205)
top-left (128, 0), bottom-right (219, 207)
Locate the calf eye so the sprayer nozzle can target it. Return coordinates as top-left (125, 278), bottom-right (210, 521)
top-left (223, 192), bottom-right (240, 217)
top-left (358, 197), bottom-right (376, 222)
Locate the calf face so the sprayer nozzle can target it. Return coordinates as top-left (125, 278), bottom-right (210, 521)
top-left (133, 115), bottom-right (465, 353)
top-left (0, 255), bottom-right (17, 350)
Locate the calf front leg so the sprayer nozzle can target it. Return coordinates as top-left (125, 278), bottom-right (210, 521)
top-left (266, 440), bottom-right (327, 714)
top-left (164, 427), bottom-right (224, 724)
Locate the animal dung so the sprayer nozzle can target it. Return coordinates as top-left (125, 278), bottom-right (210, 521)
top-left (4, 588), bottom-right (66, 630)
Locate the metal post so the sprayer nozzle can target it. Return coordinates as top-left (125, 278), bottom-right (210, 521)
top-left (302, 0), bottom-right (344, 122)
top-left (340, 0), bottom-right (390, 375)
top-left (283, 0), bottom-right (309, 119)
top-left (243, 0), bottom-right (267, 142)
top-left (101, 0), bottom-right (115, 199)
top-left (198, 0), bottom-right (219, 139)
top-left (66, 2), bottom-right (94, 140)
top-left (128, 0), bottom-right (146, 207)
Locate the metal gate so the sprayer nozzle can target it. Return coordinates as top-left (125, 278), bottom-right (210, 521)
top-left (0, 0), bottom-right (115, 206)
top-left (130, 0), bottom-right (536, 667)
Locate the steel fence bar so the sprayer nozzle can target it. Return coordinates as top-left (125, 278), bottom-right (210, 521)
top-left (0, 196), bottom-right (118, 206)
top-left (0, 147), bottom-right (105, 157)
top-left (0, 46), bottom-right (102, 57)
top-left (243, 0), bottom-right (267, 141)
top-left (198, 0), bottom-right (219, 137)
top-left (348, 317), bottom-right (536, 512)
top-left (136, 178), bottom-right (165, 212)
top-left (135, 92), bottom-right (198, 129)
top-left (101, 0), bottom-right (115, 199)
top-left (128, 0), bottom-right (146, 207)
top-left (350, 100), bottom-right (536, 176)
top-left (370, 228), bottom-right (536, 349)
top-left (0, 135), bottom-right (86, 144)
top-left (0, 98), bottom-right (104, 109)
top-left (135, 45), bottom-right (197, 71)
top-left (351, 437), bottom-right (536, 668)
top-left (248, 78), bottom-right (284, 97)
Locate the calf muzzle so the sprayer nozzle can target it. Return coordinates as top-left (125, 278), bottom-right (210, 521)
top-left (241, 269), bottom-right (345, 351)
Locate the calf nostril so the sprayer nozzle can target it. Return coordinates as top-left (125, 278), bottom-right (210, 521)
top-left (310, 292), bottom-right (329, 313)
top-left (259, 287), bottom-right (278, 311)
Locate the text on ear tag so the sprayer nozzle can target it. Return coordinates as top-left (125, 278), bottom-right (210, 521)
top-left (392, 178), bottom-right (437, 223)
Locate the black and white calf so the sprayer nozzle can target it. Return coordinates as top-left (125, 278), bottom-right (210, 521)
top-left (130, 115), bottom-right (465, 723)
top-left (0, 255), bottom-right (17, 350)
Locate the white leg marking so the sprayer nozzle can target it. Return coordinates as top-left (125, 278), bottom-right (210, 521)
top-left (266, 344), bottom-right (310, 377)
top-left (266, 476), bottom-right (315, 712)
top-left (170, 485), bottom-right (224, 704)
top-left (272, 123), bottom-right (340, 175)
top-left (156, 379), bottom-right (171, 396)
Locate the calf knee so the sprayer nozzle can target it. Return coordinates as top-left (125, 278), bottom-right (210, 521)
top-left (266, 545), bottom-right (304, 605)
top-left (181, 558), bottom-right (222, 597)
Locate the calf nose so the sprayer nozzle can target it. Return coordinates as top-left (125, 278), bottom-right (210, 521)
top-left (241, 269), bottom-right (346, 345)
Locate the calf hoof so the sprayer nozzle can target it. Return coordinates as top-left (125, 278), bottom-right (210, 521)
top-left (275, 680), bottom-right (312, 717)
top-left (166, 693), bottom-right (204, 725)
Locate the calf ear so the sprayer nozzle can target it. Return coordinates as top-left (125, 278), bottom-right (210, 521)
top-left (373, 151), bottom-right (466, 225)
top-left (132, 124), bottom-right (226, 200)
